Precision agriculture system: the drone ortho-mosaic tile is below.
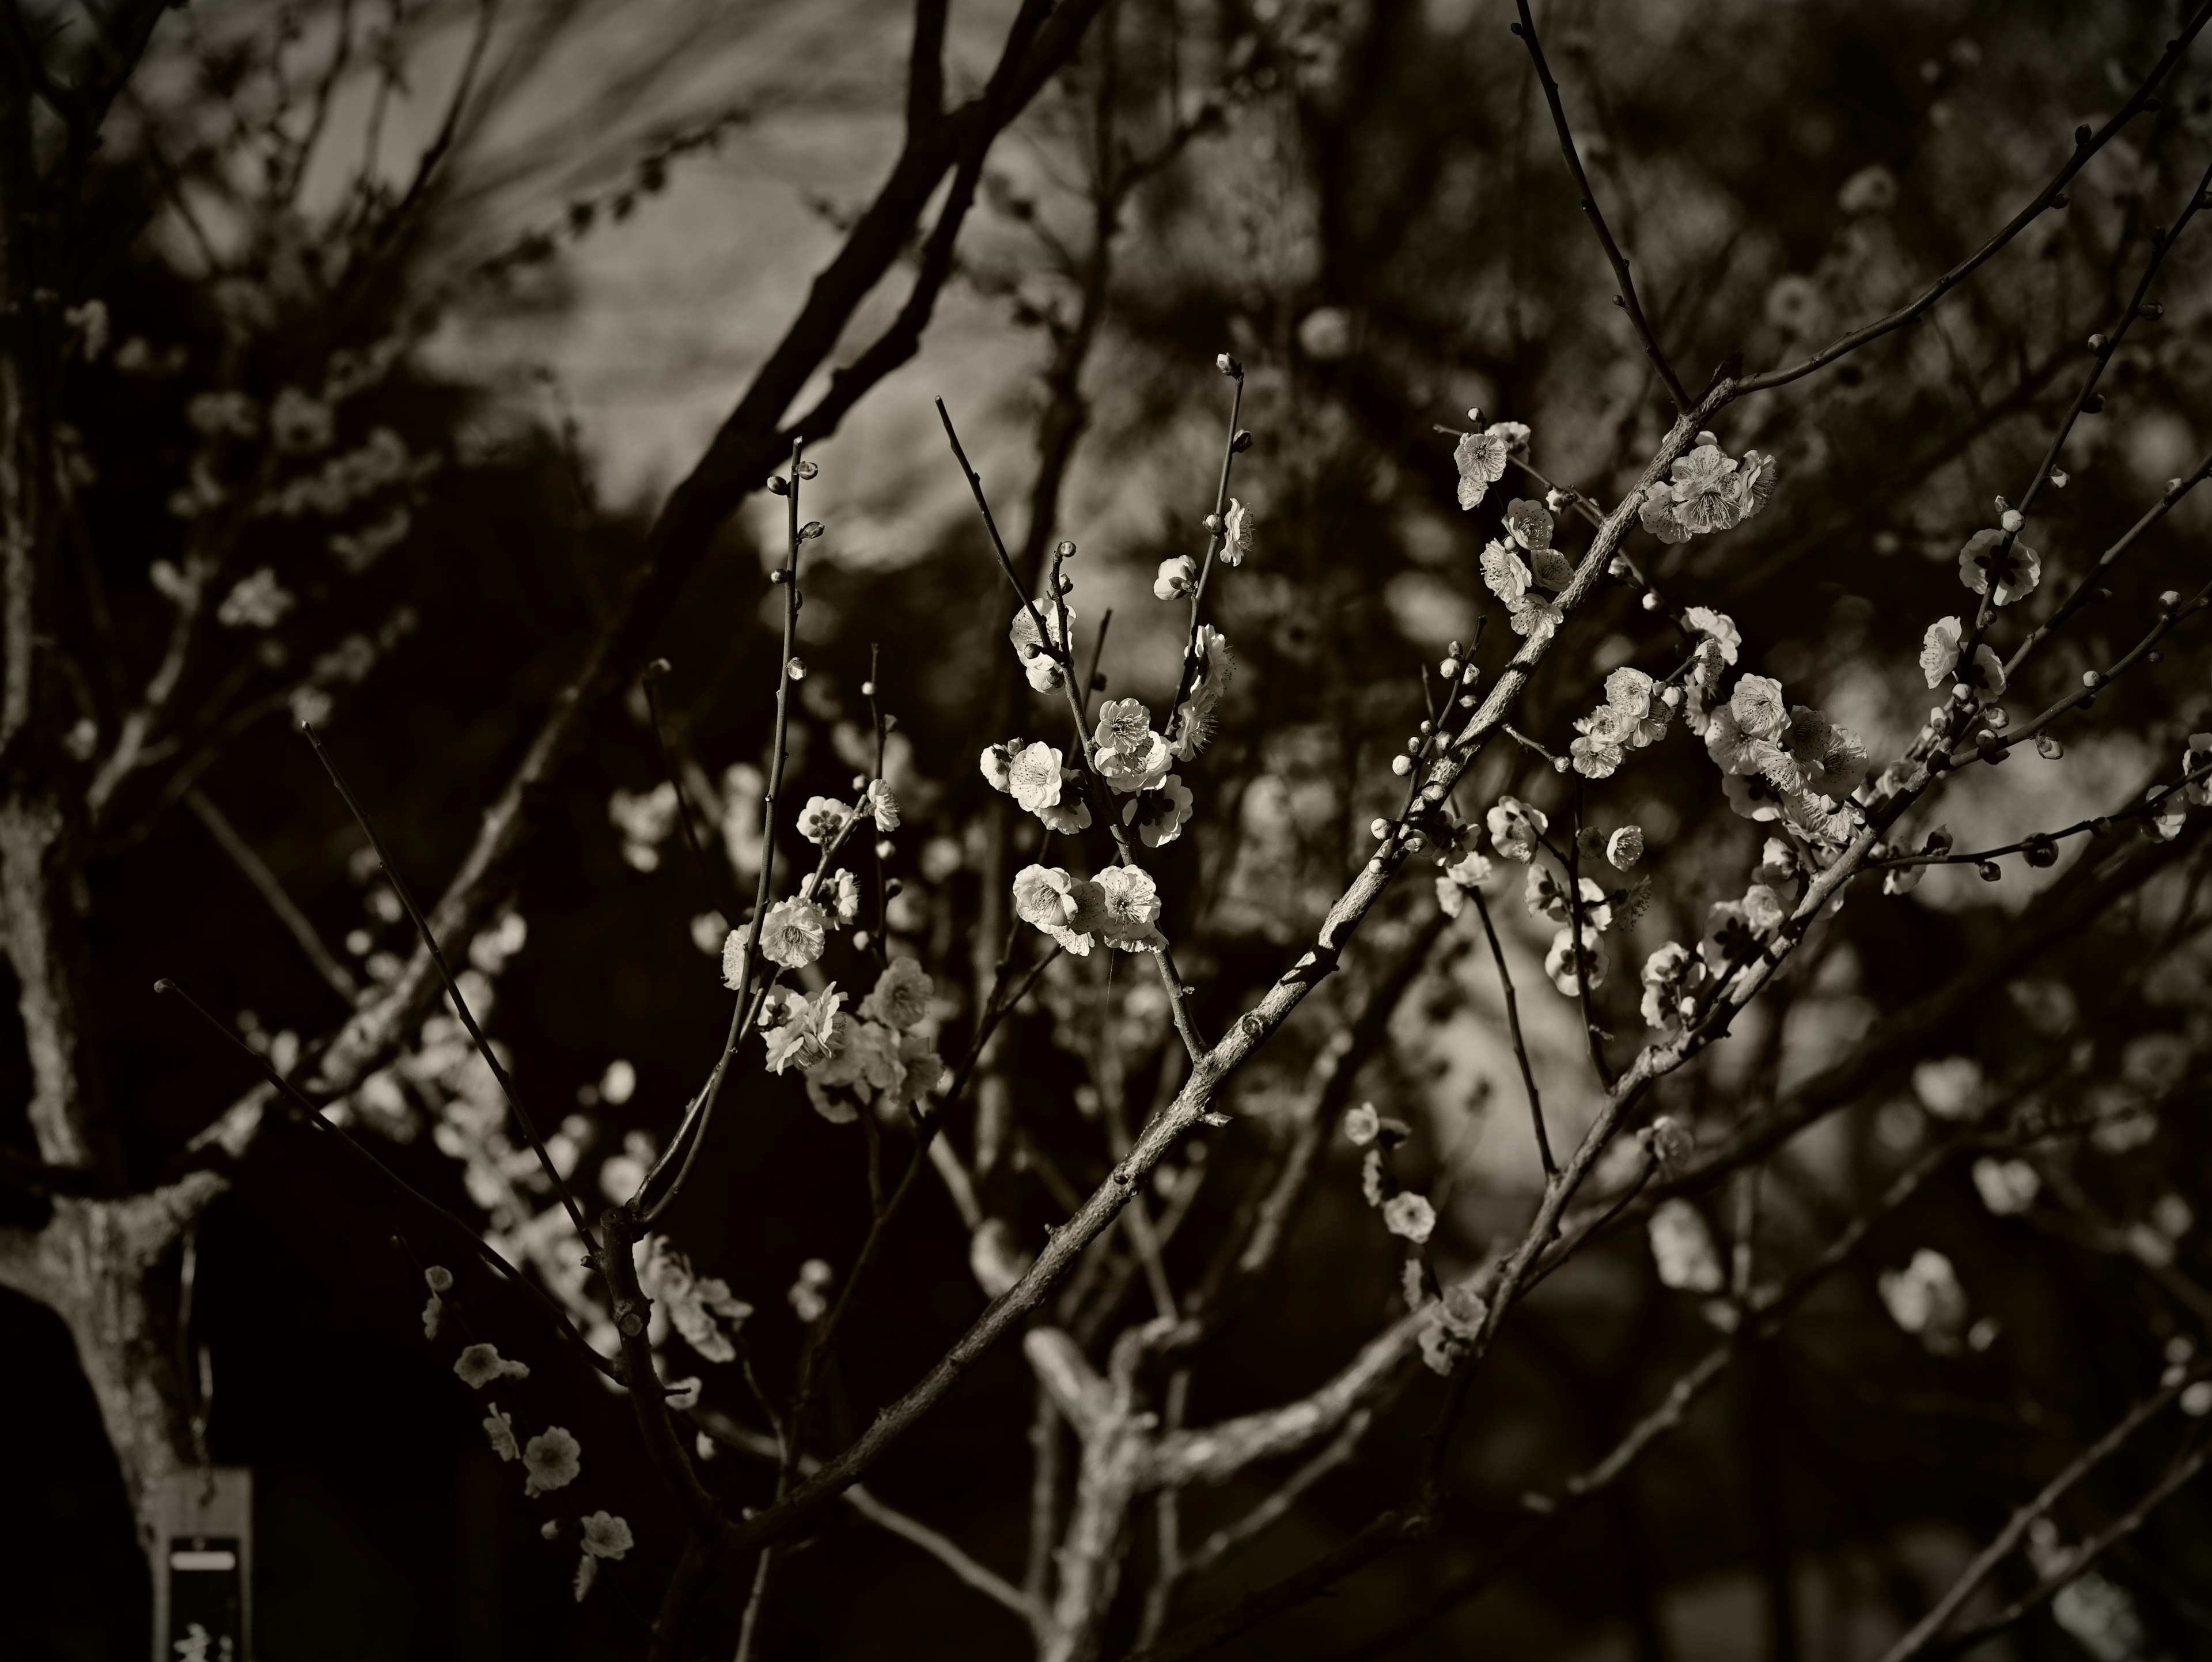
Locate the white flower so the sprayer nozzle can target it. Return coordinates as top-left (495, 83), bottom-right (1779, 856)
top-left (523, 1426), bottom-right (581, 1495)
top-left (1433, 848), bottom-right (1494, 918)
top-left (1169, 626), bottom-right (1234, 759)
top-left (422, 1294), bottom-right (445, 1338)
top-left (454, 1343), bottom-right (531, 1389)
top-left (720, 928), bottom-right (749, 991)
top-left (1967, 643), bottom-right (2006, 696)
top-left (1606, 826), bottom-right (1645, 870)
top-left (1154, 556), bottom-right (1196, 600)
top-left (1958, 529), bottom-right (2041, 606)
top-left (637, 1235), bottom-right (754, 1362)
top-left (1093, 701), bottom-right (1171, 795)
top-left (789, 1258), bottom-right (834, 1324)
top-left (1343, 1102), bottom-right (1381, 1145)
top-left (1544, 921), bottom-right (1607, 994)
top-left (2184, 734), bottom-right (2212, 808)
top-left (1093, 865), bottom-right (1166, 952)
top-left (1878, 1249), bottom-right (1967, 1352)
top-left (1912, 1055), bottom-right (1982, 1120)
top-left (1972, 1158), bottom-right (2040, 1217)
top-left (1683, 607), bottom-right (1741, 664)
top-left (573, 1555), bottom-right (599, 1603)
top-left (1221, 498), bottom-right (1255, 565)
top-left (980, 740), bottom-right (1022, 793)
top-left (1503, 498), bottom-right (1553, 551)
top-left (1126, 774), bottom-right (1195, 848)
top-left (483, 1404), bottom-right (519, 1462)
top-left (827, 868), bottom-right (862, 925)
top-left (861, 957), bottom-right (933, 1031)
top-left (1383, 1191), bottom-right (1437, 1244)
top-left (217, 566), bottom-right (295, 629)
top-left (1012, 865), bottom-right (1094, 955)
top-left (760, 984), bottom-right (844, 1074)
top-left (1649, 1200), bottom-right (1724, 1292)
top-left (758, 898), bottom-right (827, 970)
top-left (581, 1511), bottom-right (634, 1560)
top-left (1919, 617), bottom-right (1963, 688)
top-left (425, 1265), bottom-right (454, 1293)
top-left (1454, 429), bottom-right (1510, 509)
top-left (1479, 539), bottom-right (1531, 607)
top-left (863, 779), bottom-right (900, 832)
top-left (1639, 941), bottom-right (1699, 1031)
top-left (1007, 741), bottom-right (1066, 814)
top-left (1486, 797), bottom-right (1548, 862)
top-left (796, 796), bottom-right (851, 845)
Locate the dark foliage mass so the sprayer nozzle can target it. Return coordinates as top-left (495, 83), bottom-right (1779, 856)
top-left (6, 2), bottom-right (2212, 1660)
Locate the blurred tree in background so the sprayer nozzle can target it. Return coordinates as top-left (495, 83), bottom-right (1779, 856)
top-left (6, 1), bottom-right (2212, 1659)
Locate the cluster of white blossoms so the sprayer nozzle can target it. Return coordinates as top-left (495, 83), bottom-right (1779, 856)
top-left (433, 1275), bottom-right (632, 1603)
top-left (1449, 413), bottom-right (1532, 510)
top-left (1569, 665), bottom-right (1670, 778)
top-left (1476, 495), bottom-right (1572, 642)
top-left (720, 783), bottom-right (900, 992)
top-left (1440, 796), bottom-right (1646, 995)
top-left (753, 957), bottom-right (945, 1124)
top-left (1343, 1101), bottom-right (1482, 1374)
top-left (1012, 863), bottom-right (1166, 956)
top-left (636, 1235), bottom-right (755, 1362)
top-left (1635, 431), bottom-right (1777, 544)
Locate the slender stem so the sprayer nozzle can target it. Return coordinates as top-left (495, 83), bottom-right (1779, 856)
top-left (1469, 887), bottom-right (1552, 1181)
top-left (304, 725), bottom-right (599, 1251)
top-left (183, 788), bottom-right (357, 1004)
top-left (1511, 0), bottom-right (1689, 409)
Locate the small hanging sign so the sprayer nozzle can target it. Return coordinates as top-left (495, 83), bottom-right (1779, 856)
top-left (153, 1468), bottom-right (251, 1662)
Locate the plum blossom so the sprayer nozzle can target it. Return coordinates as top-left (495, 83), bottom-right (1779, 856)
top-left (1705, 675), bottom-right (1790, 778)
top-left (1344, 1102), bottom-right (1381, 1145)
top-left (455, 1343), bottom-right (531, 1388)
top-left (1169, 626), bottom-right (1234, 759)
top-left (1503, 497), bottom-right (1553, 551)
top-left (581, 1512), bottom-right (634, 1560)
top-left (1649, 1200), bottom-right (1724, 1292)
top-left (760, 984), bottom-right (844, 1075)
top-left (1544, 920), bottom-right (1607, 994)
top-left (1972, 1158), bottom-right (2041, 1216)
top-left (1013, 864), bottom-right (1097, 955)
top-left (1007, 741), bottom-right (1066, 815)
top-left (789, 1258), bottom-right (834, 1323)
top-left (1730, 450), bottom-right (1779, 521)
top-left (1487, 797), bottom-right (1548, 862)
top-left (1126, 774), bottom-right (1195, 847)
top-left (2184, 734), bottom-right (2212, 807)
top-left (796, 796), bottom-right (851, 845)
top-left (1881, 825), bottom-right (1952, 896)
top-left (1093, 701), bottom-right (1172, 794)
top-left (861, 957), bottom-right (933, 1031)
top-left (807, 1018), bottom-right (900, 1121)
top-left (483, 1404), bottom-right (519, 1461)
top-left (1221, 498), bottom-right (1255, 565)
top-left (1878, 1249), bottom-right (1967, 1353)
top-left (1639, 940), bottom-right (1703, 1031)
top-left (1093, 865), bottom-right (1167, 952)
top-left (980, 739), bottom-right (1022, 793)
top-left (758, 898), bottom-right (827, 969)
top-left (1683, 607), bottom-right (1741, 665)
top-left (637, 1235), bottom-right (753, 1361)
top-left (1920, 616), bottom-right (1963, 688)
top-left (1958, 529), bottom-right (2041, 605)
top-left (523, 1426), bottom-right (581, 1495)
top-left (1383, 1192), bottom-right (1437, 1244)
top-left (1453, 428), bottom-right (1510, 509)
top-left (824, 868), bottom-right (862, 925)
top-left (1667, 437), bottom-right (1742, 535)
top-left (1607, 826), bottom-right (1645, 869)
top-left (863, 779), bottom-right (900, 832)
top-left (1525, 864), bottom-right (1612, 932)
top-left (1154, 556), bottom-right (1196, 600)
top-left (217, 566), bottom-right (295, 629)
top-left (1433, 847), bottom-right (1494, 918)
top-left (1479, 539), bottom-right (1531, 606)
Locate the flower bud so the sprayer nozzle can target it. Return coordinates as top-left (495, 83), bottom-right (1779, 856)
top-left (2035, 733), bottom-right (2063, 760)
top-left (1202, 512), bottom-right (1224, 535)
top-left (1979, 861), bottom-right (2002, 883)
top-left (799, 520), bottom-right (825, 540)
top-left (1439, 657), bottom-right (1460, 680)
top-left (2159, 589), bottom-right (2181, 609)
top-left (1230, 428), bottom-right (1255, 453)
top-left (1370, 817), bottom-right (1391, 839)
top-left (875, 838), bottom-right (894, 859)
top-left (767, 475), bottom-right (790, 495)
top-left (1660, 686), bottom-right (1682, 709)
top-left (1391, 755), bottom-right (1412, 777)
top-left (1641, 592), bottom-right (1661, 611)
top-left (2082, 670), bottom-right (2104, 689)
top-left (794, 459), bottom-right (819, 479)
top-left (859, 679), bottom-right (875, 696)
top-left (2050, 467), bottom-right (2069, 488)
top-left (1215, 352), bottom-right (1243, 377)
top-left (787, 657), bottom-right (807, 680)
top-left (2087, 332), bottom-right (2108, 351)
top-left (2000, 509), bottom-right (2023, 532)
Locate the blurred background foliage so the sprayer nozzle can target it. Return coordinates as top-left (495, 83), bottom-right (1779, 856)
top-left (7, 0), bottom-right (2212, 1657)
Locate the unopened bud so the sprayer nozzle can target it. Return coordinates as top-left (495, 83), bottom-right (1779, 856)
top-left (1979, 861), bottom-right (2002, 883)
top-left (2088, 332), bottom-right (2108, 352)
top-left (2082, 669), bottom-right (2104, 689)
top-left (768, 475), bottom-right (790, 495)
top-left (1391, 755), bottom-right (1413, 777)
top-left (1370, 817), bottom-right (1391, 839)
top-left (1660, 686), bottom-right (1683, 709)
top-left (859, 679), bottom-right (876, 696)
top-left (874, 838), bottom-right (894, 860)
top-left (1641, 592), bottom-right (1661, 611)
top-left (2035, 733), bottom-right (2063, 760)
top-left (2160, 589), bottom-right (2181, 609)
top-left (1215, 352), bottom-right (1243, 378)
top-left (2000, 509), bottom-right (2023, 533)
top-left (787, 657), bottom-right (808, 681)
top-left (799, 520), bottom-right (825, 540)
top-left (1439, 657), bottom-right (1460, 680)
top-left (1202, 512), bottom-right (1224, 534)
top-left (1055, 539), bottom-right (1078, 560)
top-left (1230, 428), bottom-right (1255, 454)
